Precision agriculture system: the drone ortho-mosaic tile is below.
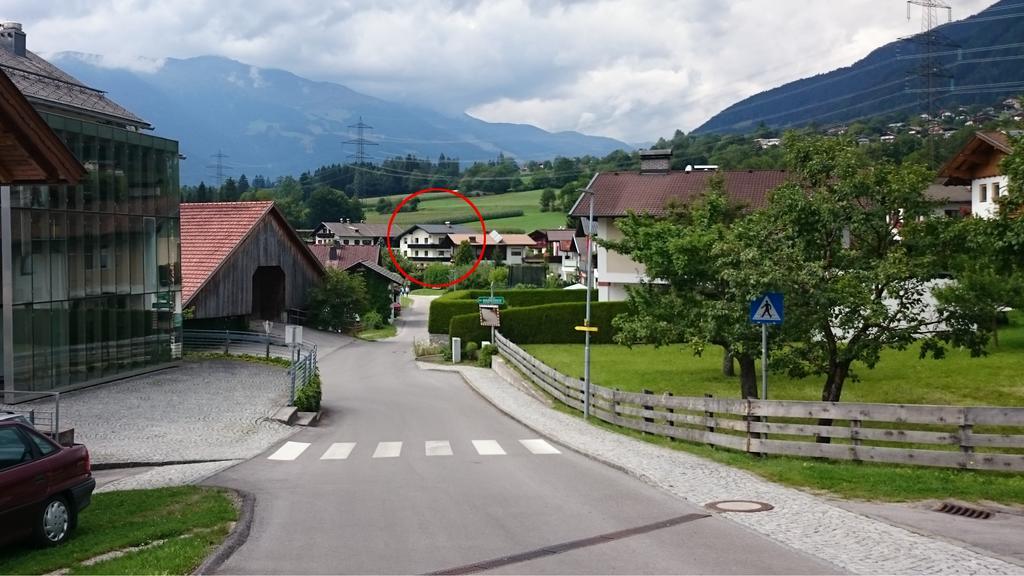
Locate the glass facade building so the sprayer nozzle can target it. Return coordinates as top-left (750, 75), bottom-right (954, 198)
top-left (1, 112), bottom-right (182, 393)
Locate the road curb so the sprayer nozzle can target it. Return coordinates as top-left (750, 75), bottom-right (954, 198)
top-left (193, 488), bottom-right (255, 575)
top-left (92, 458), bottom-right (236, 470)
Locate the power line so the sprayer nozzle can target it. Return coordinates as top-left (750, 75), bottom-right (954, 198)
top-left (206, 149), bottom-right (232, 189)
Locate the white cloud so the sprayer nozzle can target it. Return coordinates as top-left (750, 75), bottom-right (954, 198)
top-left (0, 0), bottom-right (999, 142)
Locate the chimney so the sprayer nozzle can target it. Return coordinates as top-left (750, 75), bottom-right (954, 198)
top-left (0, 22), bottom-right (26, 57)
top-left (639, 149), bottom-right (672, 173)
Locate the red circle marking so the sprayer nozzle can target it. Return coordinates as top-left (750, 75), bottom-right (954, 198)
top-left (385, 188), bottom-right (488, 289)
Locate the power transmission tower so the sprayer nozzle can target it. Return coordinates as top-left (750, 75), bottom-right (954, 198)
top-left (344, 116), bottom-right (378, 197)
top-left (906, 1), bottom-right (954, 117)
top-left (206, 149), bottom-right (233, 195)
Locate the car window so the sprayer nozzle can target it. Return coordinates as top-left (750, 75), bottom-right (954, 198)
top-left (25, 428), bottom-right (58, 456)
top-left (0, 427), bottom-right (33, 470)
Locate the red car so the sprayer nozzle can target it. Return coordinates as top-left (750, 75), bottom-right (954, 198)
top-left (0, 420), bottom-right (95, 546)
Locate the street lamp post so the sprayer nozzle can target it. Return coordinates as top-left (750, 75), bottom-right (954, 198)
top-left (583, 189), bottom-right (595, 420)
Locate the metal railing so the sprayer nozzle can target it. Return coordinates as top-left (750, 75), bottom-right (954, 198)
top-left (183, 329), bottom-right (318, 405)
top-left (1, 389), bottom-right (61, 440)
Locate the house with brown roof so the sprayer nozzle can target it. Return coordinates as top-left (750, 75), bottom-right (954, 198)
top-left (938, 131), bottom-right (1013, 219)
top-left (569, 150), bottom-right (790, 301)
top-left (447, 230), bottom-right (537, 265)
top-left (312, 221), bottom-right (399, 246)
top-left (308, 244), bottom-right (381, 270)
top-left (528, 229), bottom-right (578, 279)
top-left (181, 201), bottom-right (324, 324)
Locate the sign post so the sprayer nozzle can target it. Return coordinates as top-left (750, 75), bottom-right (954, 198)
top-left (749, 292), bottom-right (783, 400)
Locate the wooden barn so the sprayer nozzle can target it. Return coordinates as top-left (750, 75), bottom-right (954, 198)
top-left (181, 201), bottom-right (324, 324)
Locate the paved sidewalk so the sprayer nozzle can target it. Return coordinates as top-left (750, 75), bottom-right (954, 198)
top-left (44, 359), bottom-right (295, 465)
top-left (435, 359), bottom-right (1024, 575)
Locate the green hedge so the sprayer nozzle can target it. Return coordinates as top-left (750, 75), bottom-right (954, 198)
top-left (421, 209), bottom-right (525, 225)
top-left (429, 289), bottom-right (591, 334)
top-left (449, 301), bottom-right (630, 345)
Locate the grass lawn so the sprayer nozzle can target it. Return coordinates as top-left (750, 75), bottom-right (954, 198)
top-left (0, 486), bottom-right (237, 575)
top-left (409, 288), bottom-right (446, 296)
top-left (362, 189), bottom-right (566, 232)
top-left (524, 314), bottom-right (1024, 407)
top-left (357, 324), bottom-right (398, 341)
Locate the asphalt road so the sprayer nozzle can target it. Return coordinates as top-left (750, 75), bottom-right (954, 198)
top-left (207, 298), bottom-right (837, 575)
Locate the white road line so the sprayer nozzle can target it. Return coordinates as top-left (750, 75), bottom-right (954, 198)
top-left (472, 440), bottom-right (506, 456)
top-left (373, 441), bottom-right (403, 458)
top-left (320, 442), bottom-right (357, 460)
top-left (425, 440), bottom-right (453, 456)
top-left (268, 441), bottom-right (310, 461)
top-left (519, 439), bottom-right (561, 455)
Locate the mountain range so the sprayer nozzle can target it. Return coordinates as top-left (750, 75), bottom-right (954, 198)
top-left (696, 0), bottom-right (1024, 134)
top-left (51, 53), bottom-right (629, 184)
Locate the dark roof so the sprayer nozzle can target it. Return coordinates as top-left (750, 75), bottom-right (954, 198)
top-left (398, 223), bottom-right (475, 236)
top-left (530, 229), bottom-right (575, 242)
top-left (308, 244), bottom-right (380, 270)
top-left (570, 170), bottom-right (792, 218)
top-left (0, 49), bottom-right (149, 129)
top-left (180, 201), bottom-right (324, 304)
top-left (0, 68), bottom-right (85, 184)
top-left (938, 131), bottom-right (1014, 184)
top-left (320, 222), bottom-right (400, 238)
top-left (344, 260), bottom-right (404, 285)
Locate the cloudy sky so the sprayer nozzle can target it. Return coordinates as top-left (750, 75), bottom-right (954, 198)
top-left (3, 0), bottom-right (997, 143)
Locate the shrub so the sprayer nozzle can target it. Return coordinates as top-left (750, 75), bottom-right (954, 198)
top-left (420, 209), bottom-right (524, 225)
top-left (442, 343), bottom-right (453, 361)
top-left (362, 310), bottom-right (385, 330)
top-left (429, 289), bottom-right (591, 334)
top-left (449, 301), bottom-right (630, 345)
top-left (414, 338), bottom-right (446, 357)
top-left (307, 270), bottom-right (369, 333)
top-left (294, 372), bottom-right (322, 412)
top-left (464, 341), bottom-right (479, 360)
top-left (423, 264), bottom-right (451, 286)
top-left (478, 344), bottom-right (498, 367)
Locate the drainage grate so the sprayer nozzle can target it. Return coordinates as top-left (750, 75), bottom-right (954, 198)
top-left (935, 502), bottom-right (993, 520)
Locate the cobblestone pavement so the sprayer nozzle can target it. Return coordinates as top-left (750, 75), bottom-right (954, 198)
top-left (437, 359), bottom-right (1024, 575)
top-left (41, 359), bottom-right (295, 465)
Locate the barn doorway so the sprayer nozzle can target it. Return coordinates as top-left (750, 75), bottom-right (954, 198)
top-left (252, 266), bottom-right (286, 321)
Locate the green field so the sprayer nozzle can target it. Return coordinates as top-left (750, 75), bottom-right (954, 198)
top-left (362, 189), bottom-right (567, 232)
top-left (524, 314), bottom-right (1024, 407)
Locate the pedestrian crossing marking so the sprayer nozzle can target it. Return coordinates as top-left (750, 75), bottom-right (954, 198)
top-left (373, 441), bottom-right (403, 458)
top-left (472, 440), bottom-right (506, 455)
top-left (320, 442), bottom-right (356, 460)
top-left (268, 441), bottom-right (310, 461)
top-left (519, 439), bottom-right (560, 454)
top-left (425, 440), bottom-right (453, 456)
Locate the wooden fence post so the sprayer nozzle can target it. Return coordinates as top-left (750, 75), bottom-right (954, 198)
top-left (642, 389), bottom-right (654, 434)
top-left (959, 408), bottom-right (974, 462)
top-left (665, 392), bottom-right (674, 442)
top-left (704, 393), bottom-right (715, 446)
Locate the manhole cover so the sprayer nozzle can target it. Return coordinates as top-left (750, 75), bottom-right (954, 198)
top-left (705, 500), bottom-right (774, 513)
top-left (934, 502), bottom-right (993, 520)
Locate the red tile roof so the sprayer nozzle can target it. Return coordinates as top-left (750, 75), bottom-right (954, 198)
top-left (570, 170), bottom-right (792, 218)
top-left (180, 201), bottom-right (324, 305)
top-left (307, 244), bottom-right (380, 270)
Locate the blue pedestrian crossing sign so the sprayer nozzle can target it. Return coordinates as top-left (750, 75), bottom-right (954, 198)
top-left (750, 293), bottom-right (783, 325)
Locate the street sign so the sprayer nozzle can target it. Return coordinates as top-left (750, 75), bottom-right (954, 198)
top-left (479, 305), bottom-right (501, 327)
top-left (285, 324), bottom-right (303, 345)
top-left (749, 293), bottom-right (784, 325)
top-left (477, 296), bottom-right (505, 305)
top-left (574, 325), bottom-right (599, 332)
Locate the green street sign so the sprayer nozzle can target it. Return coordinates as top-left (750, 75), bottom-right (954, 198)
top-left (477, 296), bottom-right (505, 305)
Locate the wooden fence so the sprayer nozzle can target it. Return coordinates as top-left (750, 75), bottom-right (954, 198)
top-left (494, 332), bottom-right (1024, 472)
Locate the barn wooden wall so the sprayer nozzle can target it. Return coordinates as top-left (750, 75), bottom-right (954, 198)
top-left (191, 215), bottom-right (323, 319)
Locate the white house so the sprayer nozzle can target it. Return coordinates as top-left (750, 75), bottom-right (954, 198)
top-left (569, 150), bottom-right (790, 301)
top-left (395, 223), bottom-right (471, 262)
top-left (938, 131), bottom-right (1012, 219)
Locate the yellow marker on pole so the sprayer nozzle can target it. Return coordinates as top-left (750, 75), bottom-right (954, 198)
top-left (575, 319), bottom-right (598, 333)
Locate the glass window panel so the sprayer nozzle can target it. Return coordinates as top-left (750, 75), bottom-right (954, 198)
top-left (144, 217), bottom-right (157, 293)
top-left (49, 212), bottom-right (67, 302)
top-left (12, 209), bottom-right (31, 304)
top-left (116, 215), bottom-right (131, 294)
top-left (101, 216), bottom-right (115, 294)
top-left (130, 217), bottom-right (144, 294)
top-left (50, 302), bottom-right (69, 390)
top-left (117, 297), bottom-right (131, 370)
top-left (68, 213), bottom-right (84, 299)
top-left (32, 304), bottom-right (50, 391)
top-left (12, 305), bottom-right (32, 389)
top-left (84, 215), bottom-right (100, 296)
top-left (81, 133), bottom-right (95, 211)
top-left (97, 138), bottom-right (111, 212)
top-left (68, 300), bottom-right (86, 384)
top-left (113, 141), bottom-right (127, 213)
top-left (132, 295), bottom-right (145, 368)
top-left (31, 211), bottom-right (50, 303)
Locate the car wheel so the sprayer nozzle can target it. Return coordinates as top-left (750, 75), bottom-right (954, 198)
top-left (33, 496), bottom-right (71, 546)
